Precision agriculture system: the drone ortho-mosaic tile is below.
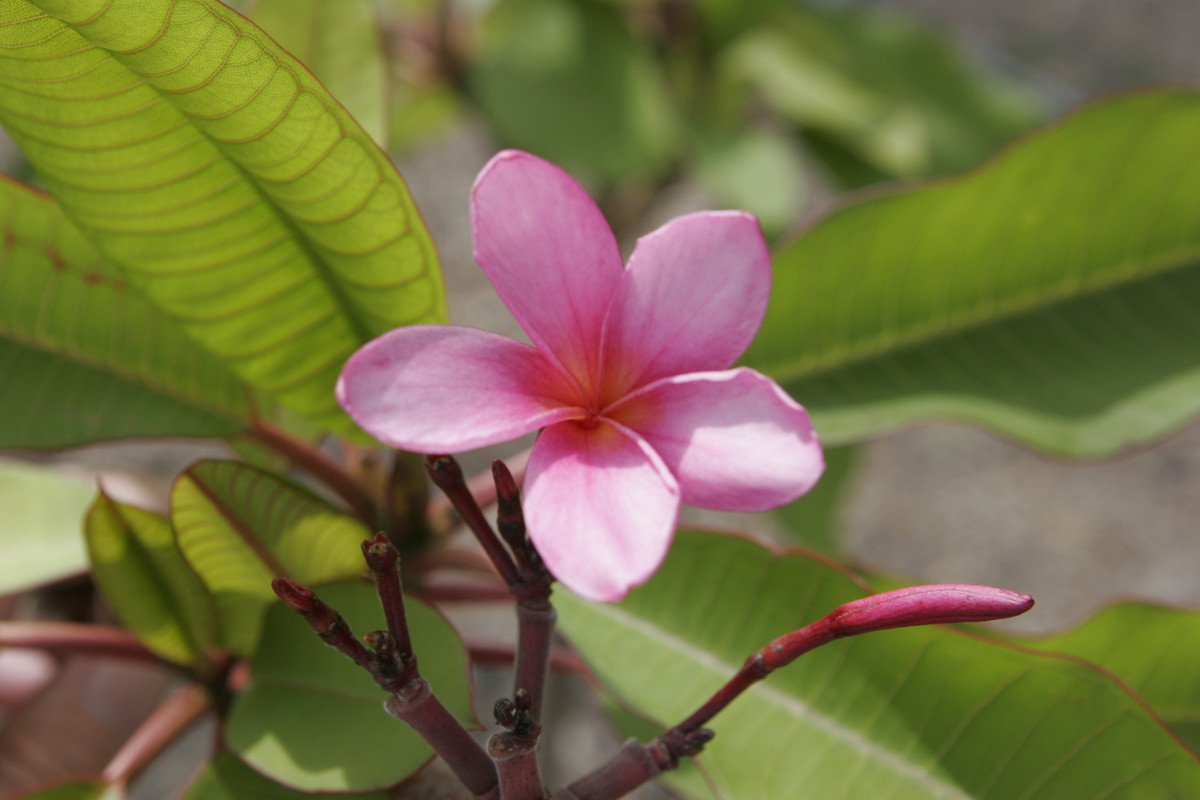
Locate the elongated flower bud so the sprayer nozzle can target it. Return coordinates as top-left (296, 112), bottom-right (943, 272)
top-left (762, 584), bottom-right (1033, 671)
top-left (828, 584), bottom-right (1034, 636)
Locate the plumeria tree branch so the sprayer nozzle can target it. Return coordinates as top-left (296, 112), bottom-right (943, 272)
top-left (0, 621), bottom-right (158, 662)
top-left (426, 454), bottom-right (557, 721)
top-left (101, 683), bottom-right (212, 788)
top-left (272, 574), bottom-right (499, 797)
top-left (556, 584), bottom-right (1034, 800)
top-left (489, 689), bottom-right (545, 800)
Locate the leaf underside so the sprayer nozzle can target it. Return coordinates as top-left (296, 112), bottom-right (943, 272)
top-left (0, 178), bottom-right (251, 447)
top-left (170, 459), bottom-right (369, 655)
top-left (0, 0), bottom-right (445, 438)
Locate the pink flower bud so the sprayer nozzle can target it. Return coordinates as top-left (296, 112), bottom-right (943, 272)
top-left (828, 584), bottom-right (1034, 636)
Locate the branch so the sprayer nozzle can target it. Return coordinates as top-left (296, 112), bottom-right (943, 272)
top-left (425, 455), bottom-right (521, 586)
top-left (557, 584), bottom-right (1034, 800)
top-left (272, 574), bottom-right (498, 797)
top-left (102, 683), bottom-right (212, 787)
top-left (0, 622), bottom-right (157, 662)
top-left (489, 690), bottom-right (544, 800)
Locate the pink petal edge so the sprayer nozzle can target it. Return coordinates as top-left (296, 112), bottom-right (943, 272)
top-left (470, 150), bottom-right (624, 398)
top-left (524, 419), bottom-right (681, 602)
top-left (608, 368), bottom-right (824, 511)
top-left (599, 211), bottom-right (772, 398)
top-left (337, 325), bottom-right (582, 453)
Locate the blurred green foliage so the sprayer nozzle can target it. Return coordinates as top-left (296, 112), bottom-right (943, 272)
top-left (374, 0), bottom-right (1042, 238)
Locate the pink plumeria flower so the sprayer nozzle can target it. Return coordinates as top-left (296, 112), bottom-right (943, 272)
top-left (337, 150), bottom-right (824, 601)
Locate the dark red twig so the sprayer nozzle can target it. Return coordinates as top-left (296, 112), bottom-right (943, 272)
top-left (271, 575), bottom-right (498, 797)
top-left (490, 690), bottom-right (544, 800)
top-left (426, 455), bottom-right (521, 587)
top-left (272, 578), bottom-right (375, 672)
top-left (492, 460), bottom-right (556, 722)
top-left (676, 583), bottom-right (1033, 735)
top-left (385, 681), bottom-right (499, 797)
top-left (0, 621), bottom-right (157, 662)
top-left (362, 532), bottom-right (416, 681)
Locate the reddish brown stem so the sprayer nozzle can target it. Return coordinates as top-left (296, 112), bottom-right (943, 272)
top-left (553, 740), bottom-right (666, 800)
top-left (514, 600), bottom-right (556, 721)
top-left (425, 455), bottom-right (521, 587)
top-left (490, 732), bottom-right (544, 800)
top-left (101, 683), bottom-right (212, 786)
top-left (274, 577), bottom-right (498, 797)
top-left (362, 533), bottom-right (414, 667)
top-left (245, 421), bottom-right (377, 524)
top-left (271, 578), bottom-right (375, 672)
top-left (385, 680), bottom-right (498, 797)
top-left (677, 584), bottom-right (1033, 735)
top-left (0, 622), bottom-right (157, 662)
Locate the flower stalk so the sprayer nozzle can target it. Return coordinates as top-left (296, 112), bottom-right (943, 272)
top-left (427, 454), bottom-right (557, 722)
top-left (559, 584), bottom-right (1034, 800)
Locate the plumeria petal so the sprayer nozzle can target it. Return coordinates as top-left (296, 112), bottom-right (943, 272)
top-left (337, 326), bottom-right (582, 452)
top-left (471, 150), bottom-right (624, 397)
top-left (524, 420), bottom-right (681, 602)
top-left (599, 211), bottom-right (771, 400)
top-left (609, 368), bottom-right (823, 512)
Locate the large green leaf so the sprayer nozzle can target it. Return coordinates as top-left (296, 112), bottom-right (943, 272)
top-left (246, 0), bottom-right (388, 146)
top-left (0, 0), bottom-right (444, 437)
top-left (225, 582), bottom-right (476, 793)
top-left (0, 458), bottom-right (97, 594)
top-left (170, 460), bottom-right (369, 655)
top-left (85, 491), bottom-right (217, 669)
top-left (557, 530), bottom-right (1200, 798)
top-left (747, 90), bottom-right (1200, 456)
top-left (0, 178), bottom-right (251, 447)
top-left (1015, 602), bottom-right (1200, 752)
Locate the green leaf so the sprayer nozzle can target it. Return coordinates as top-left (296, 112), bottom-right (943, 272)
top-left (470, 0), bottom-right (677, 180)
top-left (725, 5), bottom-right (1039, 181)
top-left (85, 490), bottom-right (217, 669)
top-left (0, 178), bottom-right (251, 447)
top-left (183, 750), bottom-right (389, 800)
top-left (12, 782), bottom-right (124, 800)
top-left (1014, 602), bottom-right (1200, 752)
top-left (0, 0), bottom-right (445, 437)
top-left (747, 90), bottom-right (1200, 457)
top-left (246, 0), bottom-right (388, 146)
top-left (225, 582), bottom-right (476, 793)
top-left (0, 458), bottom-right (96, 594)
top-left (556, 530), bottom-right (1200, 799)
top-left (170, 460), bottom-right (370, 655)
